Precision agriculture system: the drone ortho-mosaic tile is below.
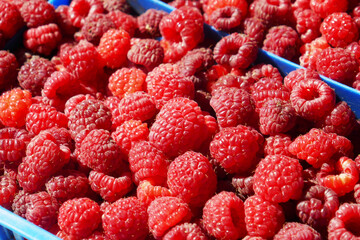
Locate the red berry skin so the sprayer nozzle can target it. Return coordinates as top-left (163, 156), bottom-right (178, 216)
top-left (167, 151), bottom-right (217, 208)
top-left (284, 68), bottom-right (321, 91)
top-left (102, 197), bottom-right (148, 240)
top-left (208, 6), bottom-right (244, 32)
top-left (310, 0), bottom-right (348, 19)
top-left (163, 223), bottom-right (209, 240)
top-left (273, 222), bottom-right (321, 240)
top-left (68, 0), bottom-right (104, 28)
top-left (254, 155), bottom-right (303, 203)
top-left (136, 180), bottom-right (172, 207)
top-left (0, 50), bottom-right (18, 89)
top-left (108, 68), bottom-right (146, 99)
top-left (328, 203), bottom-right (360, 239)
top-left (80, 13), bottom-right (115, 45)
top-left (148, 196), bottom-right (192, 239)
top-left (58, 198), bottom-right (101, 239)
top-left (127, 39), bottom-right (164, 71)
top-left (0, 127), bottom-right (32, 163)
top-left (295, 9), bottom-right (321, 44)
top-left (0, 175), bottom-right (18, 210)
top-left (202, 191), bottom-right (246, 240)
top-left (107, 10), bottom-right (137, 37)
top-left (0, 0), bottom-right (23, 39)
top-left (19, 0), bottom-right (55, 28)
top-left (264, 134), bottom-right (293, 157)
top-left (137, 9), bottom-right (168, 38)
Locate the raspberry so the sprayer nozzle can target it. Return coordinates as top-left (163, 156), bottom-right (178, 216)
top-left (316, 47), bottom-right (359, 85)
top-left (202, 191), bottom-right (246, 240)
top-left (346, 41), bottom-right (360, 65)
top-left (108, 68), bottom-right (146, 98)
top-left (102, 0), bottom-right (130, 13)
top-left (0, 175), bottom-right (18, 209)
top-left (137, 9), bottom-right (168, 38)
top-left (77, 129), bottom-right (122, 174)
top-left (146, 65), bottom-right (195, 109)
top-left (136, 180), bottom-right (172, 207)
top-left (290, 79), bottom-right (336, 121)
top-left (107, 10), bottom-right (137, 37)
top-left (258, 99), bottom-right (296, 135)
top-left (163, 223), bottom-right (208, 240)
top-left (148, 196), bottom-right (192, 239)
top-left (149, 97), bottom-right (208, 158)
top-left (169, 0), bottom-right (203, 10)
top-left (0, 88), bottom-right (32, 128)
top-left (204, 0), bottom-right (248, 17)
top-left (241, 17), bottom-right (267, 47)
top-left (102, 197), bottom-right (148, 240)
top-left (283, 68), bottom-right (320, 91)
top-left (295, 8), bottom-right (321, 44)
top-left (0, 50), bottom-right (18, 90)
top-left (210, 87), bottom-right (255, 128)
top-left (58, 198), bottom-right (101, 239)
top-left (19, 0), bottom-right (55, 28)
top-left (213, 33), bottom-right (258, 69)
top-left (263, 25), bottom-right (300, 61)
top-left (88, 170), bottom-right (133, 202)
top-left (127, 39), bottom-right (164, 71)
top-left (128, 140), bottom-right (169, 186)
top-left (296, 185), bottom-right (339, 232)
top-left (17, 130), bottom-right (71, 193)
top-left (320, 12), bottom-right (358, 48)
top-left (309, 0), bottom-right (348, 19)
top-left (26, 103), bottom-right (68, 135)
top-left (210, 74), bottom-right (247, 94)
top-left (249, 0), bottom-right (293, 26)
top-left (0, 127), bottom-right (32, 163)
top-left (299, 36), bottom-right (330, 70)
top-left (210, 125), bottom-right (263, 174)
top-left (80, 13), bottom-right (115, 45)
top-left (264, 134), bottom-right (293, 157)
top-left (55, 5), bottom-right (77, 37)
top-left (167, 151), bottom-right (217, 208)
top-left (232, 175), bottom-right (255, 199)
top-left (353, 5), bottom-right (360, 30)
top-left (24, 191), bottom-right (59, 230)
top-left (24, 23), bottom-right (62, 56)
top-left (64, 94), bottom-right (96, 118)
top-left (354, 184), bottom-right (360, 203)
top-left (242, 63), bottom-right (283, 84)
top-left (97, 29), bottom-right (131, 69)
top-left (328, 203), bottom-right (360, 239)
top-left (317, 157), bottom-right (359, 196)
top-left (0, 0), bottom-right (23, 39)
top-left (273, 222), bottom-right (321, 240)
top-left (68, 0), bottom-right (104, 28)
top-left (18, 56), bottom-right (56, 96)
top-left (12, 190), bottom-right (29, 218)
top-left (208, 6), bottom-right (244, 31)
top-left (244, 195), bottom-right (285, 239)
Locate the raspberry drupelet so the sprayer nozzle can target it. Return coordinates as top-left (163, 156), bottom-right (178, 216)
top-left (0, 127), bottom-right (32, 164)
top-left (136, 180), bottom-right (172, 207)
top-left (273, 222), bottom-right (321, 239)
top-left (0, 50), bottom-right (18, 90)
top-left (68, 0), bottom-right (104, 28)
top-left (328, 203), bottom-right (360, 239)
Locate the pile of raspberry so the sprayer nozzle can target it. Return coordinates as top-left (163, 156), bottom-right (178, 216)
top-left (2, 0), bottom-right (360, 239)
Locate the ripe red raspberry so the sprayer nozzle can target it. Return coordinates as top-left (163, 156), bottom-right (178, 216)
top-left (167, 151), bottom-right (217, 208)
top-left (102, 0), bottom-right (130, 12)
top-left (58, 198), bottom-right (101, 239)
top-left (207, 6), bottom-right (244, 31)
top-left (107, 10), bottom-right (137, 37)
top-left (295, 8), bottom-right (321, 44)
top-left (310, 0), bottom-right (348, 19)
top-left (296, 185), bottom-right (339, 232)
top-left (68, 0), bottom-right (104, 28)
top-left (102, 197), bottom-right (148, 240)
top-left (97, 29), bottom-right (131, 69)
top-left (146, 65), bottom-right (195, 109)
top-left (210, 74), bottom-right (247, 94)
top-left (137, 9), bottom-right (168, 38)
top-left (258, 99), bottom-right (296, 135)
top-left (17, 130), bottom-right (71, 193)
top-left (346, 41), bottom-right (360, 65)
top-left (290, 78), bottom-right (336, 121)
top-left (0, 88), bottom-right (32, 128)
top-left (64, 94), bottom-right (96, 117)
top-left (242, 63), bottom-right (283, 84)
top-left (283, 68), bottom-right (320, 91)
top-left (108, 68), bottom-right (146, 98)
top-left (317, 156), bottom-right (359, 196)
top-left (241, 17), bottom-right (267, 47)
top-left (25, 103), bottom-right (68, 135)
top-left (0, 0), bottom-right (23, 39)
top-left (19, 0), bottom-right (55, 28)
top-left (137, 180), bottom-right (172, 207)
top-left (12, 190), bottom-right (29, 218)
top-left (0, 175), bottom-right (18, 210)
top-left (244, 195), bottom-right (285, 239)
top-left (149, 97), bottom-right (208, 158)
top-left (0, 127), bottom-right (32, 163)
top-left (24, 23), bottom-right (62, 56)
top-left (88, 170), bottom-right (133, 202)
top-left (316, 47), bottom-right (359, 85)
top-left (148, 196), bottom-right (192, 238)
top-left (249, 0), bottom-right (292, 26)
top-left (18, 56), bottom-right (56, 96)
top-left (273, 222), bottom-right (321, 240)
top-left (55, 5), bottom-right (77, 37)
top-left (210, 87), bottom-right (255, 128)
top-left (128, 140), bottom-right (169, 186)
top-left (354, 184), bottom-right (360, 203)
top-left (163, 223), bottom-right (208, 240)
top-left (80, 13), bottom-right (115, 45)
top-left (213, 33), bottom-right (258, 69)
top-left (77, 129), bottom-right (122, 174)
top-left (320, 12), bottom-right (358, 48)
top-left (127, 39), bottom-right (164, 71)
top-left (45, 171), bottom-right (90, 204)
top-left (169, 0), bottom-right (203, 10)
top-left (204, 0), bottom-right (248, 17)
top-left (328, 203), bottom-right (360, 239)
top-left (353, 5), bottom-right (360, 29)
top-left (264, 134), bottom-right (293, 157)
top-left (0, 50), bottom-right (18, 89)
top-left (210, 125), bottom-right (263, 174)
top-left (299, 36), bottom-right (330, 70)
top-left (263, 25), bottom-right (300, 61)
top-left (24, 191), bottom-right (59, 230)
top-left (202, 191), bottom-right (246, 240)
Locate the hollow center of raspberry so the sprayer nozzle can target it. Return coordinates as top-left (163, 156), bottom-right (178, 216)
top-left (345, 218), bottom-right (360, 237)
top-left (302, 88), bottom-right (319, 100)
top-left (226, 46), bottom-right (240, 56)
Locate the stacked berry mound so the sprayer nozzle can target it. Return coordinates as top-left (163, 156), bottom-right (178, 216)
top-left (1, 0), bottom-right (360, 239)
